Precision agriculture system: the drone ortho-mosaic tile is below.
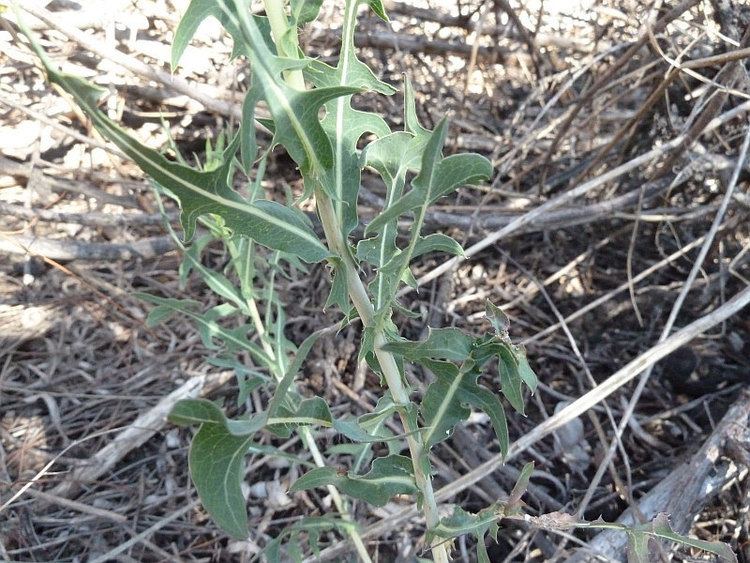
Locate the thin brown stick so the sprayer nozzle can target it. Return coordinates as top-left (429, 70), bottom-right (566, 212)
top-left (0, 233), bottom-right (174, 261)
top-left (494, 0), bottom-right (544, 71)
top-left (354, 30), bottom-right (502, 60)
top-left (537, 0), bottom-right (702, 188)
top-left (0, 202), bottom-right (176, 227)
top-left (0, 155), bottom-right (139, 208)
top-left (16, 488), bottom-right (128, 523)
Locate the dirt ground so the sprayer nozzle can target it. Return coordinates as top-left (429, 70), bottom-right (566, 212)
top-left (2, 0), bottom-right (750, 561)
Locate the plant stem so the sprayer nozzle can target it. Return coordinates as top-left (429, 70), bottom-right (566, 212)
top-left (260, 3), bottom-right (373, 561)
top-left (317, 194), bottom-right (450, 563)
top-left (262, 0), bottom-right (305, 90)
top-left (261, 2), bottom-right (449, 560)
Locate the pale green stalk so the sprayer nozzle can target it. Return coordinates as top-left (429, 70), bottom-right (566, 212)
top-left (262, 0), bottom-right (305, 90)
top-left (316, 160), bottom-right (450, 563)
top-left (260, 2), bottom-right (449, 561)
top-left (226, 133), bottom-right (370, 560)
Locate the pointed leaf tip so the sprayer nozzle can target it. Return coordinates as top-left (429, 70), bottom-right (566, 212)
top-left (189, 423), bottom-right (253, 539)
top-left (291, 455), bottom-right (417, 506)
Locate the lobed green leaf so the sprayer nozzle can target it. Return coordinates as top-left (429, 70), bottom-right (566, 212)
top-left (221, 0), bottom-right (363, 184)
top-left (412, 234), bottom-right (465, 260)
top-left (358, 88), bottom-right (429, 310)
top-left (304, 0), bottom-right (395, 236)
top-left (382, 327), bottom-right (473, 362)
top-left (23, 41), bottom-right (331, 263)
top-left (263, 516), bottom-right (356, 563)
top-left (362, 116), bottom-right (491, 315)
top-left (420, 359), bottom-right (510, 453)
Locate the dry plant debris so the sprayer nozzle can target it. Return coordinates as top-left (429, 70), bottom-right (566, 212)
top-left (1, 0), bottom-right (750, 561)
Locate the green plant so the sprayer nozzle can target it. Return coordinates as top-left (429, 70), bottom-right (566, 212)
top-left (17, 1), bottom-right (738, 561)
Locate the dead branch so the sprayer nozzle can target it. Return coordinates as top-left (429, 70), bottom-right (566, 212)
top-left (565, 390), bottom-right (750, 562)
top-left (0, 202), bottom-right (175, 228)
top-left (0, 234), bottom-right (174, 261)
top-left (354, 30), bottom-right (503, 60)
top-left (1, 155), bottom-right (139, 208)
top-left (17, 4), bottom-right (243, 119)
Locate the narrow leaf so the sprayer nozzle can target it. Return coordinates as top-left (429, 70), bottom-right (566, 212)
top-left (517, 350), bottom-right (539, 394)
top-left (366, 0), bottom-right (389, 21)
top-left (240, 83), bottom-right (262, 173)
top-left (291, 0), bottom-right (323, 24)
top-left (507, 461), bottom-right (534, 512)
top-left (498, 347), bottom-right (525, 415)
top-left (429, 504), bottom-right (502, 563)
top-left (136, 293), bottom-right (274, 369)
top-left (404, 77), bottom-right (429, 137)
top-left (323, 258), bottom-right (350, 312)
top-left (644, 513), bottom-right (737, 563)
top-left (412, 233), bottom-right (465, 260)
top-left (23, 37), bottom-right (331, 262)
top-left (268, 397), bottom-right (333, 437)
top-left (431, 505), bottom-right (499, 541)
top-left (171, 0), bottom-right (248, 70)
top-left (179, 243), bottom-right (248, 312)
top-left (290, 455), bottom-right (416, 506)
top-left (268, 325), bottom-right (337, 418)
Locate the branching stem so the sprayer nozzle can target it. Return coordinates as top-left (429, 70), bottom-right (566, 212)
top-left (261, 1), bottom-right (449, 561)
top-left (316, 164), bottom-right (450, 563)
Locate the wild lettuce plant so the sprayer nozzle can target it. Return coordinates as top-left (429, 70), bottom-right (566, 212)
top-left (18, 1), bottom-right (738, 561)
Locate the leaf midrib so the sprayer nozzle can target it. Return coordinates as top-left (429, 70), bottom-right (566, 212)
top-left (224, 1), bottom-right (328, 175)
top-left (422, 368), bottom-right (464, 447)
top-left (69, 75), bottom-right (323, 250)
top-left (333, 0), bottom-right (358, 221)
